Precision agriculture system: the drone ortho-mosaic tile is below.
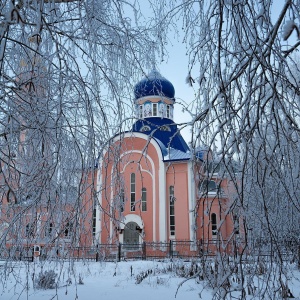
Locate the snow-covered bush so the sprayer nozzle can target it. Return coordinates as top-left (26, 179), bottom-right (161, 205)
top-left (35, 270), bottom-right (57, 290)
top-left (173, 260), bottom-right (200, 278)
top-left (78, 274), bottom-right (84, 285)
top-left (135, 260), bottom-right (202, 285)
top-left (135, 269), bottom-right (153, 284)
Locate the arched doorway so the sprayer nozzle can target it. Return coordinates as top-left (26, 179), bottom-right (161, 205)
top-left (123, 222), bottom-right (139, 247)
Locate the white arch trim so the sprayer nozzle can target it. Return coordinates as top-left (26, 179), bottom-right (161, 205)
top-left (111, 131), bottom-right (164, 162)
top-left (120, 151), bottom-right (153, 178)
top-left (120, 214), bottom-right (144, 229)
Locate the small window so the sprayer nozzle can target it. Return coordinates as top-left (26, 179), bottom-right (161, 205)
top-left (153, 103), bottom-right (157, 116)
top-left (211, 213), bottom-right (217, 236)
top-left (92, 203), bottom-right (97, 236)
top-left (144, 103), bottom-right (152, 117)
top-left (233, 213), bottom-right (239, 235)
top-left (26, 222), bottom-right (35, 237)
top-left (169, 186), bottom-right (175, 236)
top-left (139, 105), bottom-right (143, 119)
top-left (142, 187), bottom-right (147, 211)
top-left (140, 125), bottom-right (151, 132)
top-left (160, 125), bottom-right (171, 131)
top-left (64, 222), bottom-right (73, 237)
top-left (159, 103), bottom-right (165, 117)
top-left (45, 222), bottom-right (53, 237)
top-left (166, 105), bottom-right (170, 118)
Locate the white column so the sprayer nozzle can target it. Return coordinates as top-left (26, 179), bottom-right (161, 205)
top-left (188, 161), bottom-right (196, 246)
top-left (158, 162), bottom-right (166, 241)
top-left (96, 163), bottom-right (102, 243)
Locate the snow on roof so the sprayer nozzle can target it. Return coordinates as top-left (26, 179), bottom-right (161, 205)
top-left (163, 147), bottom-right (191, 162)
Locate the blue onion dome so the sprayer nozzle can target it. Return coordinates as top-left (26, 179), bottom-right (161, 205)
top-left (134, 69), bottom-right (175, 100)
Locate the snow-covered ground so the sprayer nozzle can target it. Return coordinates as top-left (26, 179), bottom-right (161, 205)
top-left (0, 260), bottom-right (210, 300)
top-left (1, 259), bottom-right (300, 300)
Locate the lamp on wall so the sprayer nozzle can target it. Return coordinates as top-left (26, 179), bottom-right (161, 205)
top-left (136, 225), bottom-right (142, 233)
top-left (116, 227), bottom-right (124, 234)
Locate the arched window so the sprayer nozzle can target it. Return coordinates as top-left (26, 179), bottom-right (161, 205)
top-left (153, 103), bottom-right (158, 116)
top-left (233, 213), bottom-right (239, 235)
top-left (26, 222), bottom-right (35, 237)
top-left (211, 213), bottom-right (217, 236)
top-left (45, 222), bottom-right (53, 237)
top-left (142, 188), bottom-right (147, 211)
top-left (144, 102), bottom-right (152, 117)
top-left (166, 105), bottom-right (170, 118)
top-left (130, 173), bottom-right (135, 211)
top-left (120, 188), bottom-right (125, 212)
top-left (6, 189), bottom-right (11, 204)
top-left (139, 105), bottom-right (143, 118)
top-left (64, 221), bottom-right (73, 237)
top-left (169, 186), bottom-right (175, 236)
top-left (159, 102), bottom-right (165, 117)
top-left (92, 201), bottom-right (97, 236)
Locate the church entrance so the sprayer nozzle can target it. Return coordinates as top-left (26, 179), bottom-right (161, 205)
top-left (123, 222), bottom-right (139, 249)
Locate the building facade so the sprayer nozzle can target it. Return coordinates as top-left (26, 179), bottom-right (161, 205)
top-left (94, 70), bottom-right (240, 248)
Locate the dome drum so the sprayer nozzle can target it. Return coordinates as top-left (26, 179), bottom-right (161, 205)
top-left (134, 69), bottom-right (175, 120)
top-left (136, 100), bottom-right (174, 119)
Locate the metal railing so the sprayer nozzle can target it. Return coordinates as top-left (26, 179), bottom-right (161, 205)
top-left (1, 239), bottom-right (299, 263)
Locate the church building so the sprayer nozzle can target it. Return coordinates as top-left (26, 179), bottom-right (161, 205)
top-left (93, 70), bottom-right (239, 248)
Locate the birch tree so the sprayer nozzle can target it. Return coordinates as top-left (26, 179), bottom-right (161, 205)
top-left (0, 0), bottom-right (161, 267)
top-left (152, 0), bottom-right (300, 298)
top-left (1, 0), bottom-right (300, 298)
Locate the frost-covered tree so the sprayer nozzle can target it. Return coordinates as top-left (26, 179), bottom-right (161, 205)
top-left (150, 0), bottom-right (300, 298)
top-left (0, 0), bottom-right (162, 269)
top-left (1, 0), bottom-right (300, 298)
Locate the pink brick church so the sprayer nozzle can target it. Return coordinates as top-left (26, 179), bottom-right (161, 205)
top-left (92, 70), bottom-right (240, 248)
